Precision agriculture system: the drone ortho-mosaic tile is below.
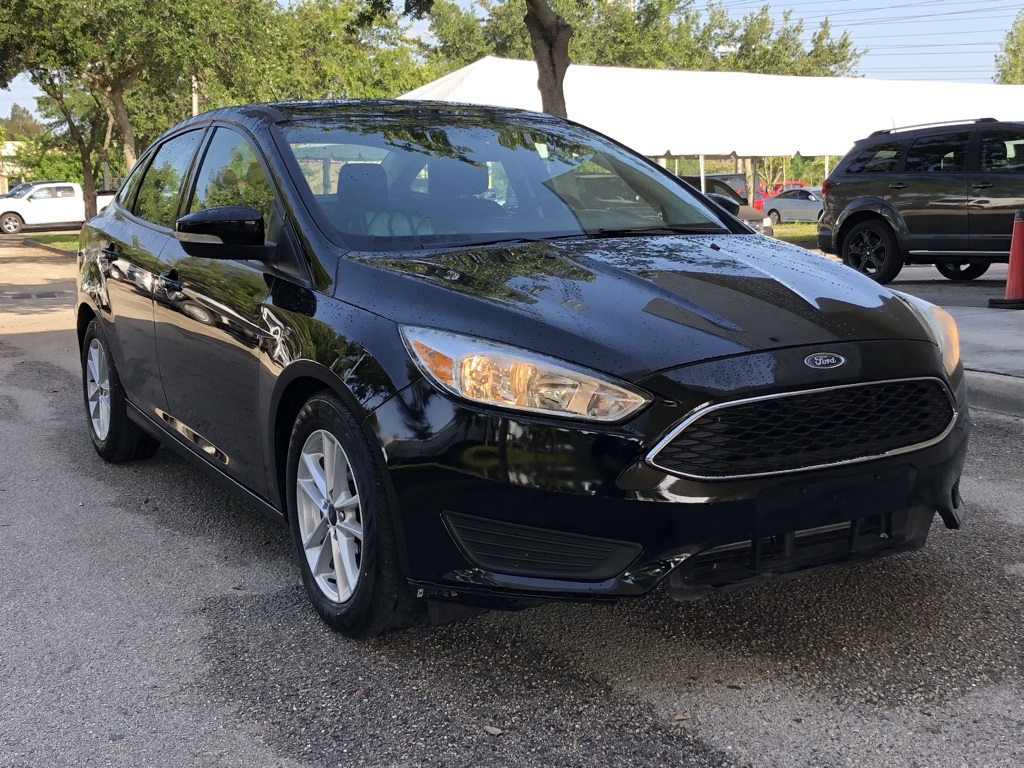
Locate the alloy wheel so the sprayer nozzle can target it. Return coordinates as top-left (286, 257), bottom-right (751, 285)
top-left (296, 429), bottom-right (364, 604)
top-left (846, 229), bottom-right (887, 276)
top-left (1, 214), bottom-right (21, 234)
top-left (85, 339), bottom-right (111, 440)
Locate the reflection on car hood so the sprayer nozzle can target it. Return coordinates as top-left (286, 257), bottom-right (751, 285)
top-left (345, 234), bottom-right (930, 381)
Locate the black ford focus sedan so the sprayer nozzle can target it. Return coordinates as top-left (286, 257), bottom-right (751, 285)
top-left (76, 101), bottom-right (969, 636)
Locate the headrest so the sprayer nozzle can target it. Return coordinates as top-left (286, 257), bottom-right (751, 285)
top-left (337, 163), bottom-right (387, 201)
top-left (429, 159), bottom-right (488, 197)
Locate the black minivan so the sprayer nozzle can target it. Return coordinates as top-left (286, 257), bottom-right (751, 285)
top-left (818, 118), bottom-right (1024, 283)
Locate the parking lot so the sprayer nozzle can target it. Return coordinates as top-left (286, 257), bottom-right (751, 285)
top-left (2, 236), bottom-right (1023, 767)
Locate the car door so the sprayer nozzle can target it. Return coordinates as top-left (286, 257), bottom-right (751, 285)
top-left (884, 130), bottom-right (971, 254)
top-left (969, 126), bottom-right (1024, 255)
top-left (151, 126), bottom-right (281, 497)
top-left (53, 185), bottom-right (81, 222)
top-left (96, 129), bottom-right (207, 417)
top-left (772, 191), bottom-right (798, 221)
top-left (21, 185), bottom-right (58, 225)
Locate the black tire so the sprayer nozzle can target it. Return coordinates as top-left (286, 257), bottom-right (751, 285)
top-left (1, 212), bottom-right (24, 235)
top-left (768, 209), bottom-right (781, 225)
top-left (286, 392), bottom-right (421, 637)
top-left (935, 261), bottom-right (990, 281)
top-left (841, 220), bottom-right (903, 284)
top-left (81, 319), bottom-right (159, 462)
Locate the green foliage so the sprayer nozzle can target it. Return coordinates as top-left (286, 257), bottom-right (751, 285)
top-left (12, 137), bottom-right (85, 182)
top-left (198, 0), bottom-right (434, 106)
top-left (428, 0), bottom-right (862, 77)
top-left (996, 10), bottom-right (1024, 84)
top-left (0, 104), bottom-right (45, 140)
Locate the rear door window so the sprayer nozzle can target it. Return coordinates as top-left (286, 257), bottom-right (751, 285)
top-left (904, 132), bottom-right (970, 173)
top-left (980, 129), bottom-right (1024, 172)
top-left (132, 130), bottom-right (205, 229)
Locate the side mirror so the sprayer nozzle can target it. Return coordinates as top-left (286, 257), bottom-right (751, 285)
top-left (707, 193), bottom-right (741, 216)
top-left (175, 206), bottom-right (265, 259)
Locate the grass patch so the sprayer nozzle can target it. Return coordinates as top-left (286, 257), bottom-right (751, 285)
top-left (773, 222), bottom-right (818, 251)
top-left (30, 234), bottom-right (80, 252)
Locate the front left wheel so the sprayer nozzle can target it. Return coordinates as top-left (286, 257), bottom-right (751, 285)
top-left (1, 212), bottom-right (24, 235)
top-left (768, 210), bottom-right (781, 225)
top-left (286, 392), bottom-right (421, 637)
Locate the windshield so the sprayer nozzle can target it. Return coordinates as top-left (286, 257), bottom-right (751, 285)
top-left (281, 114), bottom-right (729, 250)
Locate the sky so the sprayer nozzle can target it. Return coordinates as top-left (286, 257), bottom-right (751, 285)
top-left (1, 0), bottom-right (1018, 120)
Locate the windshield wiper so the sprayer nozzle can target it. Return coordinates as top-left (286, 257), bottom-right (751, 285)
top-left (593, 225), bottom-right (728, 237)
top-left (435, 233), bottom-right (587, 249)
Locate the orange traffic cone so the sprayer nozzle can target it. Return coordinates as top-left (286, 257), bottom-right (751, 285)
top-left (990, 209), bottom-right (1024, 309)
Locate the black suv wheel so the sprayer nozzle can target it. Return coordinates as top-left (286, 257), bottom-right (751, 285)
top-left (935, 262), bottom-right (990, 281)
top-left (842, 220), bottom-right (903, 284)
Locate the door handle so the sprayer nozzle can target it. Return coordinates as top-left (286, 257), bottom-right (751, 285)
top-left (972, 181), bottom-right (994, 189)
top-left (887, 183), bottom-right (907, 189)
top-left (158, 268), bottom-right (183, 293)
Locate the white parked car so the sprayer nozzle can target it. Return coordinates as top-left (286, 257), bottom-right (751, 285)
top-left (0, 182), bottom-right (114, 234)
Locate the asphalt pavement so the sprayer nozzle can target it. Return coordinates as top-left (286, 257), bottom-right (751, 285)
top-left (2, 235), bottom-right (1023, 768)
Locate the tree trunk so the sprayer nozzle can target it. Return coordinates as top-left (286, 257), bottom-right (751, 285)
top-left (523, 0), bottom-right (573, 118)
top-left (43, 79), bottom-right (99, 217)
top-left (108, 87), bottom-right (138, 171)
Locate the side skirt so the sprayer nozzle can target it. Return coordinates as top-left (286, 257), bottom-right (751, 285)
top-left (126, 401), bottom-right (286, 527)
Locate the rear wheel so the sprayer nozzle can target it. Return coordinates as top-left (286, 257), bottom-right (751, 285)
top-left (842, 220), bottom-right (903, 284)
top-left (768, 210), bottom-right (781, 225)
top-left (1, 212), bottom-right (24, 235)
top-left (286, 392), bottom-right (421, 637)
top-left (935, 261), bottom-right (990, 281)
top-left (81, 320), bottom-right (159, 462)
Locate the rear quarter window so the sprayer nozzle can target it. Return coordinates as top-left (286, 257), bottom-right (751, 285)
top-left (843, 141), bottom-right (904, 174)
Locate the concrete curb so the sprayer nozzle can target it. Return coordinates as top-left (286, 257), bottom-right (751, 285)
top-left (964, 369), bottom-right (1024, 418)
top-left (22, 238), bottom-right (77, 258)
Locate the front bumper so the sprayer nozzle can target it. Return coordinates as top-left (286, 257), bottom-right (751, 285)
top-left (366, 340), bottom-right (969, 607)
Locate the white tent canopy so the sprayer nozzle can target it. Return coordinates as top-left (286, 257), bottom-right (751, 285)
top-left (400, 56), bottom-right (1024, 158)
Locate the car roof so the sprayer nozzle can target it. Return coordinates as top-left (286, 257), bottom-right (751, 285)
top-left (859, 118), bottom-right (1024, 144)
top-left (176, 99), bottom-right (562, 131)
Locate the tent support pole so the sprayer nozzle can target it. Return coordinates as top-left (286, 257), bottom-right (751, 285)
top-left (699, 155), bottom-right (705, 192)
top-left (824, 155), bottom-right (830, 178)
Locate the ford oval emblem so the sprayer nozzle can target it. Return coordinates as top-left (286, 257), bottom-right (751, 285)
top-left (804, 352), bottom-right (846, 370)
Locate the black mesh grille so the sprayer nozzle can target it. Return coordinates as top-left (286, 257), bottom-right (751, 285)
top-left (444, 513), bottom-right (642, 580)
top-left (651, 378), bottom-right (954, 479)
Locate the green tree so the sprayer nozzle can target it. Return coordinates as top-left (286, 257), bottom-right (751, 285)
top-left (996, 10), bottom-right (1024, 84)
top-left (0, 104), bottom-right (45, 140)
top-left (428, 0), bottom-right (861, 78)
top-left (0, 0), bottom-right (275, 170)
top-left (28, 79), bottom-right (118, 215)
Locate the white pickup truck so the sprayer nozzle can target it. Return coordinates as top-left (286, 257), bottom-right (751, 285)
top-left (0, 182), bottom-right (115, 235)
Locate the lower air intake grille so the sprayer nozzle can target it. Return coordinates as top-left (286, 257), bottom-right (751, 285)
top-left (444, 512), bottom-right (642, 580)
top-left (649, 378), bottom-right (955, 480)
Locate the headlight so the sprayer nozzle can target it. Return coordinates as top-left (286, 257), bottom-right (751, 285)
top-left (892, 292), bottom-right (960, 376)
top-left (401, 326), bottom-right (650, 422)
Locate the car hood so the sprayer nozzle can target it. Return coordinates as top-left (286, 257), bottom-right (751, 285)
top-left (345, 234), bottom-right (931, 381)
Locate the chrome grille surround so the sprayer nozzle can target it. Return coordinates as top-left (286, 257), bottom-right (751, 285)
top-left (646, 376), bottom-right (958, 482)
